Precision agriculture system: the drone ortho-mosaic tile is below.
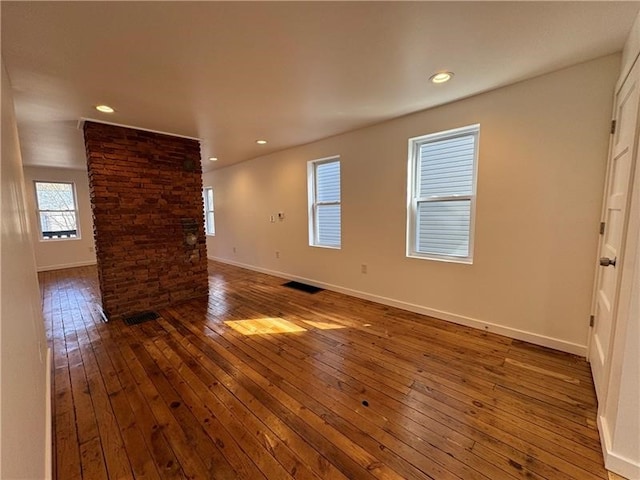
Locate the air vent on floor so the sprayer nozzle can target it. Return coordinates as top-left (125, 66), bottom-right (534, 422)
top-left (282, 281), bottom-right (324, 294)
top-left (123, 311), bottom-right (159, 326)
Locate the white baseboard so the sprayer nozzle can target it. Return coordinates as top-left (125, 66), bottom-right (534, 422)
top-left (37, 260), bottom-right (97, 272)
top-left (45, 347), bottom-right (52, 480)
top-left (599, 415), bottom-right (640, 480)
top-left (208, 256), bottom-right (587, 356)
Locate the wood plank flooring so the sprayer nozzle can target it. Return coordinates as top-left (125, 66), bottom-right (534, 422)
top-left (41, 261), bottom-right (608, 479)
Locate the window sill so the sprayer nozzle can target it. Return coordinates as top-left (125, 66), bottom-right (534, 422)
top-left (310, 244), bottom-right (341, 250)
top-left (39, 237), bottom-right (82, 243)
top-left (406, 252), bottom-right (473, 265)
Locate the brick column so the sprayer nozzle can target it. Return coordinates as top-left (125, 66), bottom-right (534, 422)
top-left (83, 121), bottom-right (208, 320)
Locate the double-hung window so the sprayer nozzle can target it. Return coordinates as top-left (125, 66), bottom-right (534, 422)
top-left (308, 156), bottom-right (341, 248)
top-left (34, 181), bottom-right (80, 240)
top-left (203, 187), bottom-right (215, 235)
top-left (407, 124), bottom-right (479, 263)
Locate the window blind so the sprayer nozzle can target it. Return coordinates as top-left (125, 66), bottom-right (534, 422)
top-left (315, 160), bottom-right (341, 247)
top-left (419, 135), bottom-right (475, 198)
top-left (417, 200), bottom-right (471, 257)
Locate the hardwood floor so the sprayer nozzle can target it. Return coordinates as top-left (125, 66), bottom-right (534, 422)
top-left (41, 261), bottom-right (608, 479)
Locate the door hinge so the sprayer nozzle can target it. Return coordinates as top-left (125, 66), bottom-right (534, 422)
top-left (611, 119), bottom-right (617, 134)
top-left (599, 222), bottom-right (605, 235)
top-left (589, 315), bottom-right (595, 327)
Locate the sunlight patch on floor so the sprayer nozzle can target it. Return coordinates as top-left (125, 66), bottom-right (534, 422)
top-left (225, 318), bottom-right (307, 335)
top-left (225, 317), bottom-right (347, 335)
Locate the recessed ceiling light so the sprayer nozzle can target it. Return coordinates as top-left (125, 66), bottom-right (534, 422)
top-left (208, 157), bottom-right (218, 162)
top-left (429, 72), bottom-right (454, 84)
top-left (95, 104), bottom-right (115, 113)
top-left (256, 139), bottom-right (267, 145)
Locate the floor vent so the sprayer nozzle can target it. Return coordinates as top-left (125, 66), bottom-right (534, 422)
top-left (123, 311), bottom-right (159, 326)
top-left (282, 281), bottom-right (324, 294)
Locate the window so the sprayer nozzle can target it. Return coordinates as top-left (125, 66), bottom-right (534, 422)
top-left (407, 124), bottom-right (479, 263)
top-left (203, 187), bottom-right (215, 235)
top-left (34, 181), bottom-right (79, 240)
top-left (308, 156), bottom-right (341, 248)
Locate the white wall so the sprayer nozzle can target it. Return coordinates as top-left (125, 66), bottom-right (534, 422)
top-left (23, 166), bottom-right (96, 271)
top-left (619, 11), bottom-right (640, 91)
top-left (204, 54), bottom-right (620, 355)
top-left (1, 59), bottom-right (49, 479)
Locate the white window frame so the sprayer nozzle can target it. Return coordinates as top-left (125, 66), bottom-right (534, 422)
top-left (406, 124), bottom-right (479, 263)
top-left (203, 186), bottom-right (215, 236)
top-left (34, 180), bottom-right (81, 241)
top-left (307, 155), bottom-right (341, 249)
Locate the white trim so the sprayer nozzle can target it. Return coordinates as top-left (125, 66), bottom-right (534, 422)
top-left (208, 255), bottom-right (587, 356)
top-left (38, 237), bottom-right (82, 243)
top-left (37, 260), bottom-right (97, 272)
top-left (309, 244), bottom-right (340, 250)
top-left (77, 118), bottom-right (200, 141)
top-left (406, 253), bottom-right (473, 265)
top-left (45, 347), bottom-right (52, 480)
top-left (598, 415), bottom-right (640, 480)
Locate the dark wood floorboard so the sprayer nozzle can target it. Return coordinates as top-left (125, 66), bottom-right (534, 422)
top-left (41, 261), bottom-right (608, 480)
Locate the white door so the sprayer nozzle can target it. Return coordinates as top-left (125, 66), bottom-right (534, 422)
top-left (590, 59), bottom-right (640, 400)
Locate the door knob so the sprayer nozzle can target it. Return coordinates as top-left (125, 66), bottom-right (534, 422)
top-left (599, 257), bottom-right (617, 267)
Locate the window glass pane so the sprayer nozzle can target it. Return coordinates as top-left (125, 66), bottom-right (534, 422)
top-left (316, 161), bottom-right (340, 202)
top-left (417, 200), bottom-right (470, 257)
top-left (207, 188), bottom-right (214, 210)
top-left (419, 134), bottom-right (475, 197)
top-left (39, 212), bottom-right (78, 238)
top-left (35, 182), bottom-right (76, 210)
top-left (207, 212), bottom-right (215, 235)
top-left (317, 204), bottom-right (341, 246)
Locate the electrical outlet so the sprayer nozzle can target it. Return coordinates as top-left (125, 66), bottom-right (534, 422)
top-left (270, 215), bottom-right (276, 223)
top-left (275, 251), bottom-right (280, 259)
top-left (361, 264), bottom-right (367, 274)
top-left (233, 247), bottom-right (237, 254)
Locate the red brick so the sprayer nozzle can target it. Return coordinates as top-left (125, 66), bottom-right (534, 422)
top-left (83, 121), bottom-right (208, 321)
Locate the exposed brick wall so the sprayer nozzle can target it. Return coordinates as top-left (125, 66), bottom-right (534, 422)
top-left (83, 121), bottom-right (208, 320)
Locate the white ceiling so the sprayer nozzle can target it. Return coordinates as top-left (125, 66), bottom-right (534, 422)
top-left (2, 2), bottom-right (639, 172)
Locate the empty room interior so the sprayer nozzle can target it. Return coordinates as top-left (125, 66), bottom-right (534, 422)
top-left (2, 2), bottom-right (640, 480)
